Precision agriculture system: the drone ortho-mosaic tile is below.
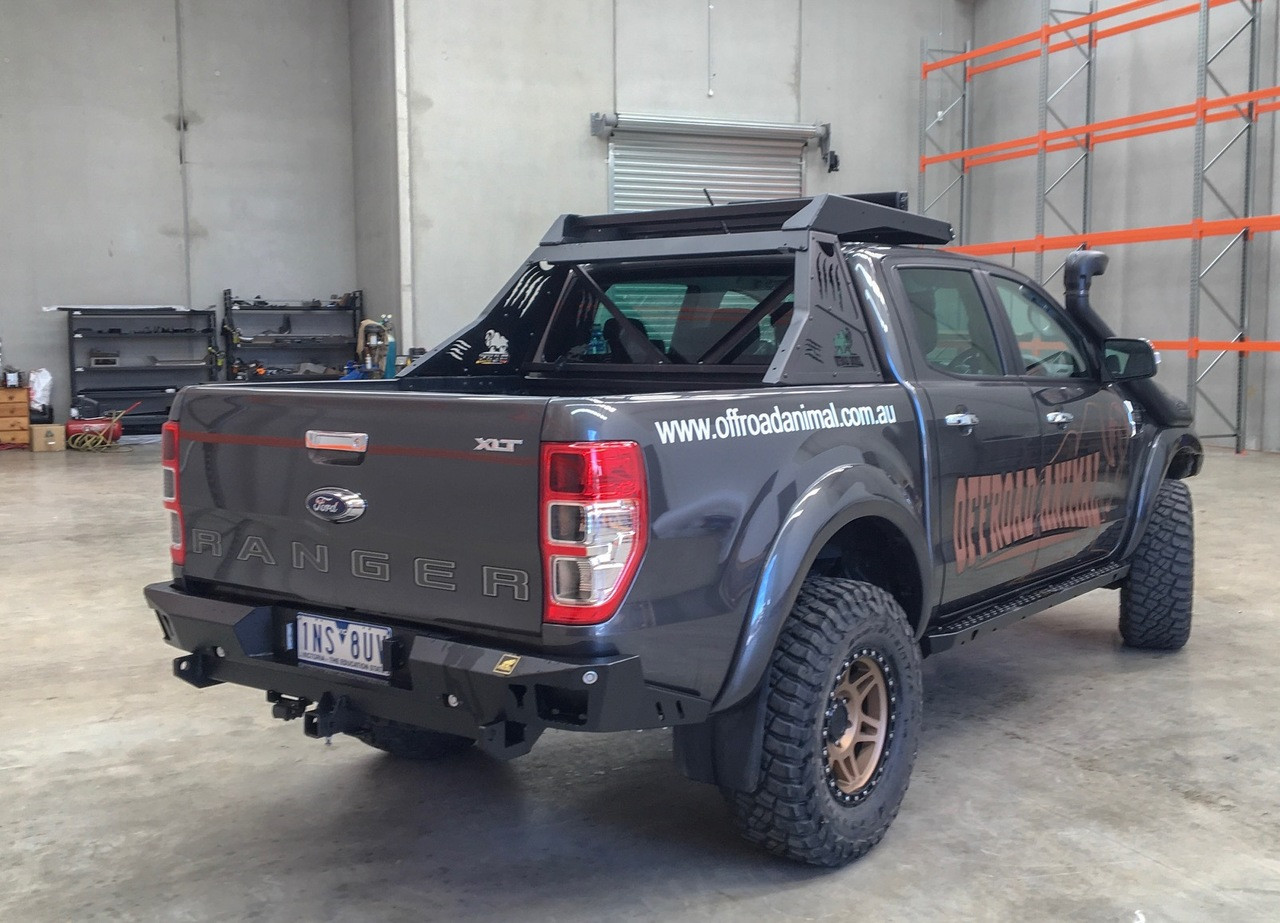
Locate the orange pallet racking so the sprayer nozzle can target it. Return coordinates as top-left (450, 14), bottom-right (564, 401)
top-left (919, 0), bottom-right (1270, 451)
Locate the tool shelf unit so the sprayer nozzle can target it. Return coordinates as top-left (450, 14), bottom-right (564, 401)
top-left (221, 289), bottom-right (363, 382)
top-left (64, 307), bottom-right (217, 434)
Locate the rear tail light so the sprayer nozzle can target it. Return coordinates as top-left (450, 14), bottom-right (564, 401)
top-left (161, 421), bottom-right (184, 565)
top-left (540, 441), bottom-right (647, 625)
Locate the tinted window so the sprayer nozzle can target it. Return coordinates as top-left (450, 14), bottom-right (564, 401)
top-left (990, 276), bottom-right (1091, 378)
top-left (605, 282), bottom-right (689, 346)
top-left (544, 265), bottom-right (794, 366)
top-left (898, 267), bottom-right (1003, 377)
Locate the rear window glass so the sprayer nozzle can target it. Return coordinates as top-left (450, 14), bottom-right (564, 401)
top-left (540, 263), bottom-right (794, 367)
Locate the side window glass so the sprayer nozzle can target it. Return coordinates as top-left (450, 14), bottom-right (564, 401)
top-left (898, 267), bottom-right (1003, 377)
top-left (990, 276), bottom-right (1091, 379)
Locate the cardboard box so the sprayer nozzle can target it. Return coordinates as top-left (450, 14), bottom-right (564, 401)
top-left (30, 424), bottom-right (65, 453)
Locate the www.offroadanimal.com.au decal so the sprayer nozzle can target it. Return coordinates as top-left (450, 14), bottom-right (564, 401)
top-left (653, 402), bottom-right (898, 445)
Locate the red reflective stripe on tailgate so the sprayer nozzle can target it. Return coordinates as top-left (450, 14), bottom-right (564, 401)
top-left (182, 431), bottom-right (304, 448)
top-left (182, 430), bottom-right (534, 465)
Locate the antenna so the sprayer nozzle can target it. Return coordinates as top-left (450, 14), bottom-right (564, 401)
top-left (702, 188), bottom-right (731, 233)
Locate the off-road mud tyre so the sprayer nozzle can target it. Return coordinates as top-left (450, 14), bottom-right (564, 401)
top-left (1120, 478), bottom-right (1194, 650)
top-left (349, 717), bottom-right (475, 761)
top-left (727, 577), bottom-right (923, 867)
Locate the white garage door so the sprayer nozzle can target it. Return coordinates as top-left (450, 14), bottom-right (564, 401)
top-left (608, 132), bottom-right (805, 213)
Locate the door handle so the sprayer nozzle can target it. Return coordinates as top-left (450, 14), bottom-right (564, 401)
top-left (945, 412), bottom-right (980, 428)
top-left (1046, 411), bottom-right (1074, 427)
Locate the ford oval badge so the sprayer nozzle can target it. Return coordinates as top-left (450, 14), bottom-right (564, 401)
top-left (305, 488), bottom-right (367, 523)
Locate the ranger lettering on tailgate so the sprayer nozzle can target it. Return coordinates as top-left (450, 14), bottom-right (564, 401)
top-left (187, 530), bottom-right (530, 598)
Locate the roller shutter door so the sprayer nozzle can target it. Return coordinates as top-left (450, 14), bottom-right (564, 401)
top-left (608, 132), bottom-right (804, 213)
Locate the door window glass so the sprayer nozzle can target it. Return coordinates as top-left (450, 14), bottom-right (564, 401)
top-left (990, 276), bottom-right (1091, 379)
top-left (898, 267), bottom-right (1003, 377)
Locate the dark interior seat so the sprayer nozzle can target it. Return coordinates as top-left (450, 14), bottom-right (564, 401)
top-left (671, 307), bottom-right (760, 363)
top-left (602, 316), bottom-right (653, 363)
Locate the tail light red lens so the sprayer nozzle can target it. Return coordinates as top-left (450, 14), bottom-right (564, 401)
top-left (161, 421), bottom-right (184, 565)
top-left (541, 441), bottom-right (648, 625)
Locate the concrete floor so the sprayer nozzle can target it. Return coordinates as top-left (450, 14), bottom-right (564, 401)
top-left (2, 444), bottom-right (1278, 922)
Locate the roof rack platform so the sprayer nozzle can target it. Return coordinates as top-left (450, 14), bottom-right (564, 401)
top-left (541, 192), bottom-right (953, 247)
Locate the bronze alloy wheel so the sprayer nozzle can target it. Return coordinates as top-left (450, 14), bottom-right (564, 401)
top-left (822, 648), bottom-right (894, 803)
top-left (729, 578), bottom-right (923, 866)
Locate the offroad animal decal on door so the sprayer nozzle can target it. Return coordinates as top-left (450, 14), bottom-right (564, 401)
top-left (952, 400), bottom-right (1132, 575)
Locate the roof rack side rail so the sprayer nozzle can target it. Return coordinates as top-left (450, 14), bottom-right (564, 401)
top-left (539, 193), bottom-right (951, 248)
top-left (843, 191), bottom-right (910, 211)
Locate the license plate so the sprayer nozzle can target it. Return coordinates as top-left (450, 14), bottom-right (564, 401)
top-left (295, 613), bottom-right (392, 678)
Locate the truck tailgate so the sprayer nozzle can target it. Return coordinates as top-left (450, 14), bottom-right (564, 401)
top-left (175, 386), bottom-right (548, 635)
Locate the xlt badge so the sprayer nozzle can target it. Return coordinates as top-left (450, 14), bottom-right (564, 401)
top-left (305, 488), bottom-right (367, 523)
top-left (475, 438), bottom-right (524, 453)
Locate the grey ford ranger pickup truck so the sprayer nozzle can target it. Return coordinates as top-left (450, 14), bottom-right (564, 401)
top-left (146, 193), bottom-right (1201, 866)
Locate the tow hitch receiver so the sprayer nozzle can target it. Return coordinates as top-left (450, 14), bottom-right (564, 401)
top-left (267, 691), bottom-right (363, 740)
top-left (301, 692), bottom-right (365, 739)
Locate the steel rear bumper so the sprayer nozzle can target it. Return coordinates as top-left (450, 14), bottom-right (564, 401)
top-left (144, 582), bottom-right (708, 758)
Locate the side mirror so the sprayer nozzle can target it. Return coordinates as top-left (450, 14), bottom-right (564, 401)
top-left (1103, 337), bottom-right (1158, 381)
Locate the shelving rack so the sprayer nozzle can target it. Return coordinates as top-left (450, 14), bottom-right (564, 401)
top-left (222, 289), bottom-right (363, 382)
top-left (919, 0), bottom-right (1276, 452)
top-left (64, 307), bottom-right (217, 434)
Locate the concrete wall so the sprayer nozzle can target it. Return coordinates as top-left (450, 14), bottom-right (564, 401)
top-left (0, 0), bottom-right (356, 416)
top-left (0, 0), bottom-right (187, 409)
top-left (400, 0), bottom-right (974, 349)
top-left (179, 1), bottom-right (356, 312)
top-left (349, 0), bottom-right (401, 328)
top-left (615, 0), bottom-right (802, 121)
top-left (964, 0), bottom-right (1279, 450)
top-left (402, 0), bottom-right (615, 349)
top-left (800, 0), bottom-right (973, 196)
